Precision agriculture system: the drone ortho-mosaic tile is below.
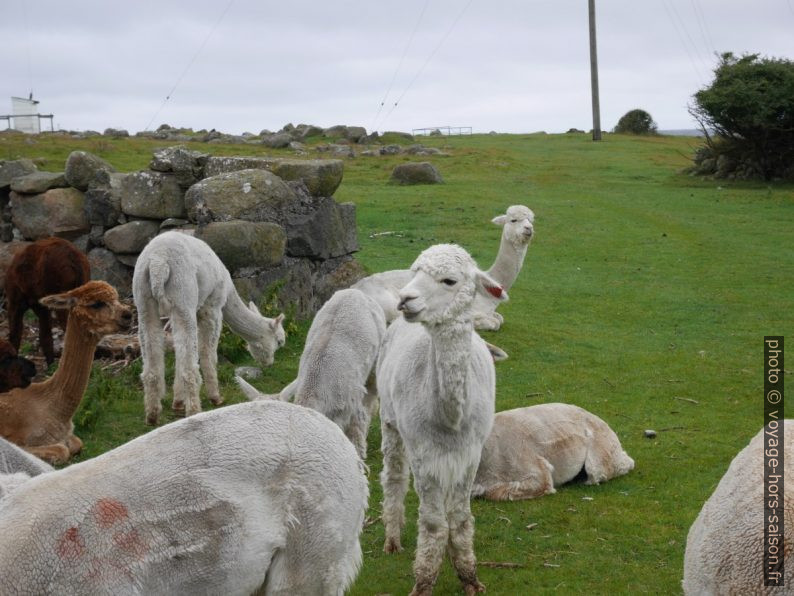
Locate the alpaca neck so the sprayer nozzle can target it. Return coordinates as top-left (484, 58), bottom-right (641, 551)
top-left (426, 318), bottom-right (473, 431)
top-left (221, 289), bottom-right (261, 341)
top-left (43, 317), bottom-right (101, 421)
top-left (487, 235), bottom-right (528, 290)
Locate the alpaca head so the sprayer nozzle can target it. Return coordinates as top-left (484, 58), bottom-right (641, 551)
top-left (397, 244), bottom-right (508, 326)
top-left (245, 302), bottom-right (286, 367)
top-left (39, 280), bottom-right (133, 339)
top-left (492, 205), bottom-right (534, 247)
top-left (0, 355), bottom-right (37, 391)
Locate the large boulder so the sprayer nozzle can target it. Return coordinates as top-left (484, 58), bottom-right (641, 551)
top-left (9, 171), bottom-right (66, 194)
top-left (285, 196), bottom-right (358, 260)
top-left (149, 145), bottom-right (208, 188)
top-left (103, 219), bottom-right (160, 254)
top-left (84, 172), bottom-right (127, 227)
top-left (87, 248), bottom-right (132, 296)
top-left (0, 159), bottom-right (38, 190)
top-left (202, 157), bottom-right (344, 197)
top-left (184, 169), bottom-right (297, 224)
top-left (10, 188), bottom-right (90, 240)
top-left (390, 161), bottom-right (444, 185)
top-left (120, 171), bottom-right (185, 219)
top-left (195, 220), bottom-right (286, 272)
top-left (64, 151), bottom-right (116, 191)
top-left (261, 132), bottom-right (292, 149)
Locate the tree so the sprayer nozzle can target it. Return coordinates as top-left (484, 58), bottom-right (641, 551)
top-left (613, 109), bottom-right (657, 135)
top-left (690, 52), bottom-right (794, 180)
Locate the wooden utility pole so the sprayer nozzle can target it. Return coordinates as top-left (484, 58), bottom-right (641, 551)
top-left (588, 0), bottom-right (602, 141)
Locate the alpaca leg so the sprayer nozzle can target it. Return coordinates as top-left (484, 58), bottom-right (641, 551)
top-left (170, 310), bottom-right (202, 418)
top-left (65, 434), bottom-right (83, 456)
top-left (446, 482), bottom-right (485, 595)
top-left (139, 300), bottom-right (166, 425)
top-left (6, 295), bottom-right (25, 353)
top-left (31, 303), bottom-right (55, 364)
top-left (25, 443), bottom-right (71, 465)
top-left (197, 308), bottom-right (223, 406)
top-left (411, 477), bottom-right (449, 596)
top-left (475, 455), bottom-right (556, 501)
top-left (380, 420), bottom-right (409, 553)
top-left (346, 401), bottom-right (372, 461)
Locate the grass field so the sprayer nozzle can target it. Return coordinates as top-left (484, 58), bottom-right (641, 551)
top-left (2, 130), bottom-right (792, 594)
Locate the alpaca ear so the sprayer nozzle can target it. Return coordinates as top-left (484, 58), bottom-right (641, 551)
top-left (39, 293), bottom-right (78, 311)
top-left (484, 341), bottom-right (509, 362)
top-left (474, 270), bottom-right (508, 303)
top-left (248, 301), bottom-right (261, 315)
top-left (492, 214), bottom-right (507, 226)
top-left (271, 313), bottom-right (285, 329)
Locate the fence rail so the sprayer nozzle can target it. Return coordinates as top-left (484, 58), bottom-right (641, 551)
top-left (412, 126), bottom-right (472, 136)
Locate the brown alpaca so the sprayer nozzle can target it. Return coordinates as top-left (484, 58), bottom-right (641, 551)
top-left (0, 281), bottom-right (132, 464)
top-left (0, 338), bottom-right (36, 393)
top-left (5, 237), bottom-right (90, 364)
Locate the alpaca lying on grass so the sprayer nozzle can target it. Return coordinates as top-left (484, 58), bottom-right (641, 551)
top-left (0, 281), bottom-right (132, 464)
top-left (472, 403), bottom-right (634, 501)
top-left (353, 205), bottom-right (533, 331)
top-left (5, 237), bottom-right (90, 364)
top-left (0, 338), bottom-right (36, 393)
top-left (377, 244), bottom-right (507, 595)
top-left (0, 400), bottom-right (368, 594)
top-left (683, 420), bottom-right (793, 594)
top-left (133, 231), bottom-right (286, 425)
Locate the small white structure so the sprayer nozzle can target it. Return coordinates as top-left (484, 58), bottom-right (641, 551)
top-left (11, 96), bottom-right (40, 134)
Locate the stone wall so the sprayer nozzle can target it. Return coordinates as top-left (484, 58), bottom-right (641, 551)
top-left (0, 147), bottom-right (365, 320)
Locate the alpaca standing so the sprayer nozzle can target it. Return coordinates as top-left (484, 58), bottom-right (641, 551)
top-left (352, 205), bottom-right (533, 330)
top-left (472, 403), bottom-right (634, 501)
top-left (377, 244), bottom-right (507, 595)
top-left (0, 281), bottom-right (132, 464)
top-left (5, 237), bottom-right (90, 364)
top-left (0, 399), bottom-right (368, 594)
top-left (133, 232), bottom-right (286, 425)
top-left (683, 420), bottom-right (793, 593)
top-left (0, 338), bottom-right (37, 393)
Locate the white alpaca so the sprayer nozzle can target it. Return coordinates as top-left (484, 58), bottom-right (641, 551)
top-left (133, 231), bottom-right (286, 425)
top-left (683, 420), bottom-right (793, 594)
top-left (238, 288), bottom-right (385, 460)
top-left (472, 403), bottom-right (634, 501)
top-left (352, 205), bottom-right (533, 330)
top-left (377, 244), bottom-right (507, 595)
top-left (0, 437), bottom-right (53, 500)
top-left (0, 400), bottom-right (368, 595)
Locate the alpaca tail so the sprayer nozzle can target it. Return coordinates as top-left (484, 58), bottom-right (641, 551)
top-left (147, 255), bottom-right (172, 313)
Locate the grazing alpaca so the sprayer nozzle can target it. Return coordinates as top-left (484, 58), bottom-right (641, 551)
top-left (352, 205), bottom-right (533, 330)
top-left (377, 244), bottom-right (507, 595)
top-left (0, 281), bottom-right (132, 464)
top-left (472, 403), bottom-right (634, 501)
top-left (683, 420), bottom-right (794, 594)
top-left (0, 400), bottom-right (368, 594)
top-left (5, 237), bottom-right (90, 364)
top-left (133, 232), bottom-right (286, 425)
top-left (0, 338), bottom-right (36, 393)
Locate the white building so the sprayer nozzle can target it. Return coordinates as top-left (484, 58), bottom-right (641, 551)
top-left (11, 96), bottom-right (40, 133)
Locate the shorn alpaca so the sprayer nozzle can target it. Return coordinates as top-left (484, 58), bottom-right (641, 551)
top-left (5, 237), bottom-right (90, 364)
top-left (133, 232), bottom-right (286, 425)
top-left (352, 205), bottom-right (533, 330)
top-left (0, 399), bottom-right (368, 594)
top-left (377, 244), bottom-right (507, 595)
top-left (683, 420), bottom-right (793, 594)
top-left (0, 281), bottom-right (132, 464)
top-left (0, 338), bottom-right (36, 393)
top-left (0, 436), bottom-right (52, 500)
top-left (472, 403), bottom-right (634, 501)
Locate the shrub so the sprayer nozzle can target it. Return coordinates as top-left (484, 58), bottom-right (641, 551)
top-left (613, 109), bottom-right (658, 135)
top-left (690, 52), bottom-right (794, 180)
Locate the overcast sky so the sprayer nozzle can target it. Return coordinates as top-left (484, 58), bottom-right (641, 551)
top-left (4, 1), bottom-right (792, 135)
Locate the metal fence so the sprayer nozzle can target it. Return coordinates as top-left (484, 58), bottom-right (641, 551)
top-left (412, 126), bottom-right (472, 136)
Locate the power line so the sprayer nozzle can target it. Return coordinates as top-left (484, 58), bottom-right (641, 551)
top-left (660, 0), bottom-right (706, 83)
top-left (144, 0), bottom-right (236, 132)
top-left (690, 0), bottom-right (716, 57)
top-left (371, 0), bottom-right (431, 132)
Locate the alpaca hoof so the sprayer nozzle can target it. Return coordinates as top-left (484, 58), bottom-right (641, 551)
top-left (145, 413), bottom-right (159, 426)
top-left (383, 537), bottom-right (403, 554)
top-left (172, 400), bottom-right (185, 413)
top-left (464, 580), bottom-right (486, 595)
top-left (409, 585), bottom-right (433, 596)
top-left (209, 395), bottom-right (224, 406)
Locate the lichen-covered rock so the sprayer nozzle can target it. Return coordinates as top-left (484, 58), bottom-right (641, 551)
top-left (184, 169), bottom-right (297, 224)
top-left (120, 171), bottom-right (185, 219)
top-left (285, 196), bottom-right (358, 260)
top-left (84, 172), bottom-right (127, 227)
top-left (261, 132), bottom-right (292, 148)
top-left (0, 159), bottom-right (38, 190)
top-left (149, 145), bottom-right (208, 188)
top-left (390, 161), bottom-right (444, 185)
top-left (64, 151), bottom-right (116, 191)
top-left (9, 172), bottom-right (67, 194)
top-left (103, 219), bottom-right (160, 253)
top-left (195, 220), bottom-right (286, 272)
top-left (87, 247), bottom-right (132, 296)
top-left (10, 188), bottom-right (90, 240)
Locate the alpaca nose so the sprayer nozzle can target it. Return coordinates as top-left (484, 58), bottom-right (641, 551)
top-left (397, 296), bottom-right (412, 312)
top-left (120, 309), bottom-right (133, 327)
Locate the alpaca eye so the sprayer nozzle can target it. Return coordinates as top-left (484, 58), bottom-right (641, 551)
top-left (441, 278), bottom-right (457, 286)
top-left (90, 301), bottom-right (106, 309)
top-left (510, 219), bottom-right (518, 223)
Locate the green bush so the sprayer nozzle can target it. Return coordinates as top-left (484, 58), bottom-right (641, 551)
top-left (613, 109), bottom-right (657, 135)
top-left (690, 52), bottom-right (794, 180)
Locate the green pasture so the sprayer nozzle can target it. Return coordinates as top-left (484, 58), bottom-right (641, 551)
top-left (2, 130), bottom-right (792, 594)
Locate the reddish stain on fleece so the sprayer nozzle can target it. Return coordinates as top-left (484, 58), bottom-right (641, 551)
top-left (56, 527), bottom-right (85, 560)
top-left (113, 528), bottom-right (148, 559)
top-left (92, 498), bottom-right (129, 528)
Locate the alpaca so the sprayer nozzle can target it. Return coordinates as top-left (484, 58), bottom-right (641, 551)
top-left (239, 288), bottom-right (386, 460)
top-left (0, 399), bottom-right (368, 594)
top-left (377, 243), bottom-right (507, 595)
top-left (0, 338), bottom-right (37, 393)
top-left (352, 205), bottom-right (534, 330)
top-left (683, 420), bottom-right (793, 594)
top-left (0, 281), bottom-right (132, 464)
top-left (5, 237), bottom-right (90, 364)
top-left (133, 231), bottom-right (286, 425)
top-left (472, 403), bottom-right (634, 501)
top-left (0, 436), bottom-right (53, 500)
